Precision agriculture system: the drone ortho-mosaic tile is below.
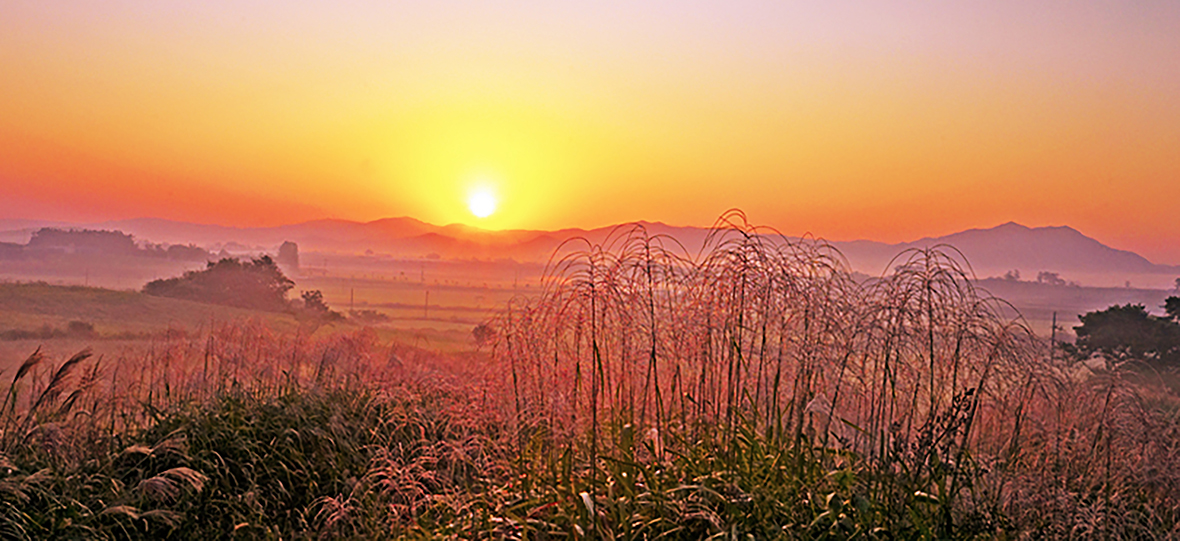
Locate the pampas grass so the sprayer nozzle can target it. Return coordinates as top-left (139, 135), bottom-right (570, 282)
top-left (0, 212), bottom-right (1176, 539)
top-left (490, 210), bottom-right (1180, 538)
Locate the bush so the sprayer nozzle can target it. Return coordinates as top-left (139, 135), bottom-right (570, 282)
top-left (143, 256), bottom-right (295, 312)
top-left (300, 290), bottom-right (340, 318)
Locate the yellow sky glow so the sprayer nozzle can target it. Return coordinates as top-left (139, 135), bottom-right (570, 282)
top-left (1, 2), bottom-right (1178, 262)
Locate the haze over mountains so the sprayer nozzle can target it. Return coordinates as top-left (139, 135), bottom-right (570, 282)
top-left (1, 217), bottom-right (1177, 289)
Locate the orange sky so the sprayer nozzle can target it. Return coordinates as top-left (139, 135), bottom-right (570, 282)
top-left (2, 2), bottom-right (1179, 263)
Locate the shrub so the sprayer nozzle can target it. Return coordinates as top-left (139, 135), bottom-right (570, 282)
top-left (143, 256), bottom-right (294, 312)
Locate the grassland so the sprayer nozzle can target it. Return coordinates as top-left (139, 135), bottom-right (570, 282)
top-left (2, 216), bottom-right (1179, 539)
top-left (0, 282), bottom-right (300, 336)
top-left (0, 280), bottom-right (489, 375)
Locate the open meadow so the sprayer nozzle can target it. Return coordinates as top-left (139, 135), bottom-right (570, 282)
top-left (0, 277), bottom-right (488, 380)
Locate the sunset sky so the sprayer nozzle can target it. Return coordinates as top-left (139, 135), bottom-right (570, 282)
top-left (2, 2), bottom-right (1179, 262)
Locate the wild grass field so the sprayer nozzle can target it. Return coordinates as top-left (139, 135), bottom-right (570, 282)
top-left (0, 281), bottom-right (482, 375)
top-left (0, 252), bottom-right (541, 352)
top-left (2, 214), bottom-right (1178, 539)
top-left (0, 282), bottom-right (301, 336)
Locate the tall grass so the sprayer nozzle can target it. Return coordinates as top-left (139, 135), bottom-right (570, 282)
top-left (0, 324), bottom-right (513, 539)
top-left (491, 210), bottom-right (1180, 538)
top-left (1, 212), bottom-right (1178, 538)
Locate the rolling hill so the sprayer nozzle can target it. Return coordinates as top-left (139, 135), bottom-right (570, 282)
top-left (2, 217), bottom-right (1177, 288)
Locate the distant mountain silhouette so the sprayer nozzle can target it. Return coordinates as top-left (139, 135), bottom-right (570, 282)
top-left (2, 217), bottom-right (1175, 287)
top-left (897, 222), bottom-right (1170, 276)
top-left (560, 221), bottom-right (1178, 281)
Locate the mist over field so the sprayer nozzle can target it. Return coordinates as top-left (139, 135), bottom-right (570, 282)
top-left (4, 1), bottom-right (1180, 538)
top-left (1, 211), bottom-right (1179, 538)
top-left (2, 215), bottom-right (1176, 340)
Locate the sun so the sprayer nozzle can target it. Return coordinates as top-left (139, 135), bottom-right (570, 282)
top-left (467, 188), bottom-right (497, 218)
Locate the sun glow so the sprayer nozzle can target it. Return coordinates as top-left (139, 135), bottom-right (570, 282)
top-left (467, 188), bottom-right (498, 219)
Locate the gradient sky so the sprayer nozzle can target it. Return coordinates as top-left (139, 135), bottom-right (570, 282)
top-left (2, 1), bottom-right (1179, 262)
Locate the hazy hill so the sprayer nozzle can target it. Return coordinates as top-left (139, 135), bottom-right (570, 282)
top-left (559, 221), bottom-right (1178, 287)
top-left (88, 217), bottom-right (441, 251)
top-left (2, 217), bottom-right (1177, 288)
top-left (907, 222), bottom-right (1165, 273)
top-left (834, 222), bottom-right (1178, 287)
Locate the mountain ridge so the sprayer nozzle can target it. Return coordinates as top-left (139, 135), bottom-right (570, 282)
top-left (1, 216), bottom-right (1176, 287)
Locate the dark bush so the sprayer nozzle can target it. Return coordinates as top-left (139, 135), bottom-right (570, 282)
top-left (143, 256), bottom-right (295, 312)
top-left (1068, 303), bottom-right (1180, 365)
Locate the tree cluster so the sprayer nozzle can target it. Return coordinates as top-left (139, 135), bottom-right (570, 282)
top-left (21, 228), bottom-right (212, 261)
top-left (27, 228), bottom-right (139, 255)
top-left (139, 242), bottom-right (213, 261)
top-left (296, 290), bottom-right (343, 321)
top-left (1066, 296), bottom-right (1180, 366)
top-left (143, 256), bottom-right (296, 312)
top-left (143, 255), bottom-right (343, 321)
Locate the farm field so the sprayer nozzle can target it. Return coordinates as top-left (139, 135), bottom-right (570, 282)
top-left (6, 247), bottom-right (1172, 341)
top-left (0, 279), bottom-right (487, 377)
top-left (977, 278), bottom-right (1174, 337)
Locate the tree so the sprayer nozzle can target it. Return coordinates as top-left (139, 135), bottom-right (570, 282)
top-left (1070, 303), bottom-right (1180, 366)
top-left (143, 256), bottom-right (295, 312)
top-left (301, 290), bottom-right (327, 312)
top-left (277, 241), bottom-right (300, 271)
top-left (472, 324), bottom-right (497, 348)
top-left (1036, 271), bottom-right (1066, 286)
top-left (298, 290), bottom-right (343, 321)
top-left (1166, 296), bottom-right (1180, 322)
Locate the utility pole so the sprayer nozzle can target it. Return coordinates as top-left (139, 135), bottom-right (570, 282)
top-left (424, 290), bottom-right (429, 320)
top-left (1050, 311), bottom-right (1057, 362)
